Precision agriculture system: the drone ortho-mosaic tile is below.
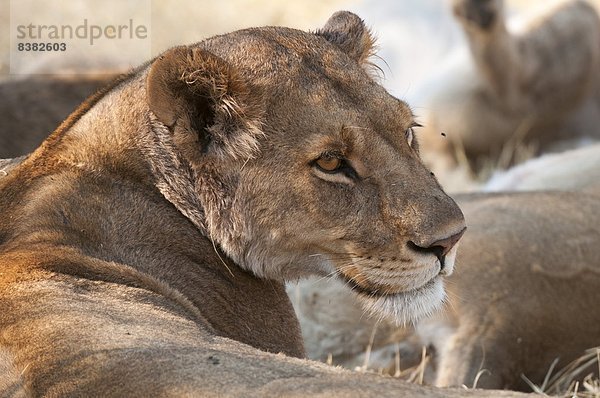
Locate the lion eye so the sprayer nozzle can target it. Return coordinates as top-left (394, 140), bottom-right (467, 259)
top-left (316, 156), bottom-right (342, 172)
top-left (312, 153), bottom-right (359, 180)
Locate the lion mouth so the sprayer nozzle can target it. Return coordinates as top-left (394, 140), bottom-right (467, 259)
top-left (344, 274), bottom-right (446, 325)
top-left (336, 271), bottom-right (439, 299)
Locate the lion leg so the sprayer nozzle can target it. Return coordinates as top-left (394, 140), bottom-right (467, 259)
top-left (452, 0), bottom-right (519, 104)
top-left (434, 325), bottom-right (514, 390)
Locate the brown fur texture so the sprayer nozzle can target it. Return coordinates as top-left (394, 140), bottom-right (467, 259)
top-left (0, 12), bottom-right (503, 397)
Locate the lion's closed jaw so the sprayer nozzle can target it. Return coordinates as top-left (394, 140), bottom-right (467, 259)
top-left (358, 277), bottom-right (446, 326)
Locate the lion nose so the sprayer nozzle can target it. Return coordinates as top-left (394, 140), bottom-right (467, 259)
top-left (408, 227), bottom-right (466, 269)
top-left (428, 227), bottom-right (466, 257)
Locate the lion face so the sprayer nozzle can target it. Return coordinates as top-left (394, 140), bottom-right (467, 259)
top-left (146, 12), bottom-right (465, 324)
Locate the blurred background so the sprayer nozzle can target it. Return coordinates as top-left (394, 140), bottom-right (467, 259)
top-left (3, 0), bottom-right (597, 105)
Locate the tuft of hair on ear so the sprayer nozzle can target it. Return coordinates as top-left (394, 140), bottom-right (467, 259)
top-left (316, 11), bottom-right (378, 65)
top-left (147, 45), bottom-right (265, 161)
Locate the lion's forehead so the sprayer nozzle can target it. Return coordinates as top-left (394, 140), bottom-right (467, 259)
top-left (199, 26), bottom-right (414, 156)
top-left (263, 95), bottom-right (413, 154)
top-left (201, 27), bottom-right (387, 95)
top-left (203, 27), bottom-right (349, 74)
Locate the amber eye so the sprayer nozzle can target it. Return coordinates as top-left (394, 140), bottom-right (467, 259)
top-left (312, 153), bottom-right (359, 180)
top-left (316, 156), bottom-right (342, 172)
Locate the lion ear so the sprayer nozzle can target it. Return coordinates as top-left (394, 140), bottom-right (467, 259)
top-left (147, 46), bottom-right (263, 160)
top-left (317, 11), bottom-right (376, 64)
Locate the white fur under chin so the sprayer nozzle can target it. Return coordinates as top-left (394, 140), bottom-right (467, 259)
top-left (358, 278), bottom-right (446, 326)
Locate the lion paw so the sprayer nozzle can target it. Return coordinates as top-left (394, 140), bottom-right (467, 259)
top-left (452, 0), bottom-right (503, 30)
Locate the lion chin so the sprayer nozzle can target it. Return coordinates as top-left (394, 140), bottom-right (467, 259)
top-left (357, 277), bottom-right (446, 326)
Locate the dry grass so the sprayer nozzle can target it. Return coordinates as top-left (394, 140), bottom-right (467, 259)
top-left (522, 347), bottom-right (600, 398)
top-left (400, 346), bottom-right (431, 385)
top-left (343, 336), bottom-right (434, 384)
top-left (477, 118), bottom-right (539, 182)
top-left (449, 115), bottom-right (539, 185)
top-left (328, 342), bottom-right (600, 397)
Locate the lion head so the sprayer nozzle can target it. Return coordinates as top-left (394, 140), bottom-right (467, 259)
top-left (140, 12), bottom-right (466, 324)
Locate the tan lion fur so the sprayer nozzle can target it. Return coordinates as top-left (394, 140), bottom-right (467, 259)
top-left (429, 190), bottom-right (600, 390)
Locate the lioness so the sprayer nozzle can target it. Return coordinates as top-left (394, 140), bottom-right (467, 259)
top-left (0, 12), bottom-right (519, 397)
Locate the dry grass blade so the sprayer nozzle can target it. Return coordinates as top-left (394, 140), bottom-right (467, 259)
top-left (360, 324), bottom-right (379, 372)
top-left (521, 357), bottom-right (560, 394)
top-left (394, 343), bottom-right (402, 377)
top-left (580, 373), bottom-right (600, 398)
top-left (520, 347), bottom-right (600, 397)
top-left (520, 373), bottom-right (546, 395)
top-left (547, 348), bottom-right (600, 395)
top-left (472, 369), bottom-right (492, 390)
top-left (405, 346), bottom-right (430, 385)
top-left (476, 116), bottom-right (538, 182)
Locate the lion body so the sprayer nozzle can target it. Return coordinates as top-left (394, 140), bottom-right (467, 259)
top-left (484, 143), bottom-right (600, 191)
